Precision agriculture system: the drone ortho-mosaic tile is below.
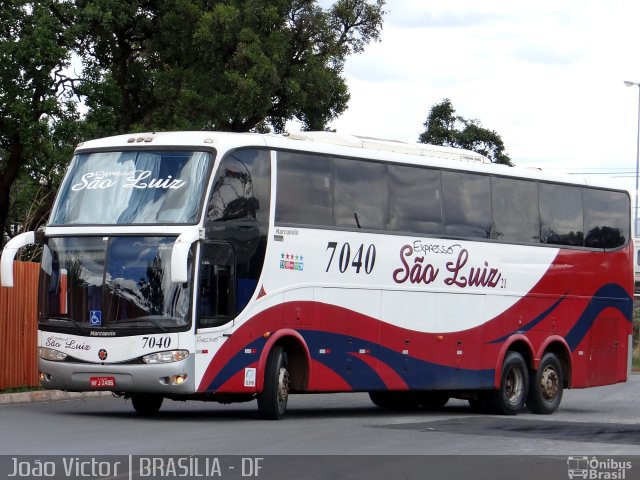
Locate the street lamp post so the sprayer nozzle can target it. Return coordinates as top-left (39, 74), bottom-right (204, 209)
top-left (624, 80), bottom-right (640, 234)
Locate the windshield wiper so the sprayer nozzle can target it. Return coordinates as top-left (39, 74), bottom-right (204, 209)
top-left (113, 316), bottom-right (175, 332)
top-left (45, 317), bottom-right (88, 334)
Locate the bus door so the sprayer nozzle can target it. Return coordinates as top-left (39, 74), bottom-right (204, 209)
top-left (195, 242), bottom-right (236, 388)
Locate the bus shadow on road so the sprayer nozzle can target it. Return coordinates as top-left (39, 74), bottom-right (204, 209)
top-left (373, 416), bottom-right (640, 446)
top-left (58, 396), bottom-right (482, 422)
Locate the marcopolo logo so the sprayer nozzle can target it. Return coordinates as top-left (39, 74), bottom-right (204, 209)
top-left (567, 456), bottom-right (632, 479)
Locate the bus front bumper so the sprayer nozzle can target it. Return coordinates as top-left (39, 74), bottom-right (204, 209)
top-left (38, 355), bottom-right (195, 395)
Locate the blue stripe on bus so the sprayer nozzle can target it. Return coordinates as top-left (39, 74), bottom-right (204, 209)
top-left (207, 337), bottom-right (267, 391)
top-left (205, 283), bottom-right (630, 392)
top-left (487, 283), bottom-right (631, 351)
top-left (488, 294), bottom-right (567, 344)
top-left (207, 330), bottom-right (494, 392)
top-left (302, 330), bottom-right (494, 390)
top-left (564, 283), bottom-right (632, 351)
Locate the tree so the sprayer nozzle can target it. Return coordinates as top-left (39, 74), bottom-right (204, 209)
top-left (419, 98), bottom-right (512, 165)
top-left (0, 0), bottom-right (385, 246)
top-left (0, 0), bottom-right (80, 247)
top-left (74, 0), bottom-right (386, 135)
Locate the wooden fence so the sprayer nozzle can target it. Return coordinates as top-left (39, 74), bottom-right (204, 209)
top-left (0, 261), bottom-right (39, 390)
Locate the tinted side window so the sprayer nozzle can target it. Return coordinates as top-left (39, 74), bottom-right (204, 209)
top-left (442, 171), bottom-right (492, 238)
top-left (207, 149), bottom-right (271, 223)
top-left (491, 177), bottom-right (540, 243)
top-left (584, 189), bottom-right (629, 249)
top-left (334, 158), bottom-right (388, 229)
top-left (275, 152), bottom-right (332, 226)
top-left (539, 183), bottom-right (583, 246)
top-left (389, 165), bottom-right (443, 234)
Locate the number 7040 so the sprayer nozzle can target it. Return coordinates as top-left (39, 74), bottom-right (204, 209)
top-left (325, 241), bottom-right (376, 274)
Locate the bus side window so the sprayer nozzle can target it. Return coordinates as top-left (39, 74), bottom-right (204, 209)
top-left (199, 243), bottom-right (235, 328)
top-left (539, 183), bottom-right (584, 246)
top-left (583, 189), bottom-right (629, 249)
top-left (442, 171), bottom-right (492, 239)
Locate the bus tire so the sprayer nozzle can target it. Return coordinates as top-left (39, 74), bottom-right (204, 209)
top-left (131, 393), bottom-right (163, 415)
top-left (488, 352), bottom-right (529, 415)
top-left (526, 352), bottom-right (563, 414)
top-left (258, 346), bottom-right (290, 420)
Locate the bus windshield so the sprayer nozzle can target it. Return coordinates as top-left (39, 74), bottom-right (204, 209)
top-left (50, 150), bottom-right (213, 225)
top-left (39, 236), bottom-right (192, 332)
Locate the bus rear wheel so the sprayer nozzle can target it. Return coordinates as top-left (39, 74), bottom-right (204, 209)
top-left (258, 346), bottom-right (290, 420)
top-left (526, 352), bottom-right (563, 414)
top-left (131, 393), bottom-right (163, 415)
top-left (488, 352), bottom-right (528, 415)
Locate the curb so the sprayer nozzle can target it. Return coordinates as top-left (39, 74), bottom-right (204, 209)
top-left (0, 390), bottom-right (112, 406)
top-left (3, 372), bottom-right (639, 405)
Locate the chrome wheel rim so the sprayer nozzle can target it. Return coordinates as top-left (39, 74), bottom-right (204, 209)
top-left (277, 367), bottom-right (290, 413)
top-left (505, 367), bottom-right (524, 406)
top-left (540, 366), bottom-right (560, 401)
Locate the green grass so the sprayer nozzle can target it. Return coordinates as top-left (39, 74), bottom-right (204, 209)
top-left (0, 385), bottom-right (41, 395)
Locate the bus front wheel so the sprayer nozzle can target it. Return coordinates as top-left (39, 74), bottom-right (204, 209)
top-left (526, 352), bottom-right (563, 414)
top-left (488, 352), bottom-right (529, 415)
top-left (258, 346), bottom-right (290, 420)
top-left (131, 393), bottom-right (163, 415)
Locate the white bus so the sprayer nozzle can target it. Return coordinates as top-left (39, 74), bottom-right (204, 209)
top-left (1, 131), bottom-right (633, 419)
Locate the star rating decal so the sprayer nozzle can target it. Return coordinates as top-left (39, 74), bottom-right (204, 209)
top-left (280, 252), bottom-right (304, 271)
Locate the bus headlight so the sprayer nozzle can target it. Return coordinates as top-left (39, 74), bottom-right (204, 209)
top-left (39, 347), bottom-right (68, 362)
top-left (142, 350), bottom-right (190, 364)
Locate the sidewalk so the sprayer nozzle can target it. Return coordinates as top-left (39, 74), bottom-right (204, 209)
top-left (0, 390), bottom-right (111, 405)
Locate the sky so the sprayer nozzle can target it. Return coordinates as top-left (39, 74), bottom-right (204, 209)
top-left (307, 0), bottom-right (640, 196)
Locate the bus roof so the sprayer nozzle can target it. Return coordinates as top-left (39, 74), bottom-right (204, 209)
top-left (75, 130), bottom-right (488, 162)
top-left (74, 131), bottom-right (627, 193)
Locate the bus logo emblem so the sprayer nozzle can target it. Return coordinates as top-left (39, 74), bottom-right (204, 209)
top-left (98, 349), bottom-right (108, 361)
top-left (90, 310), bottom-right (102, 326)
top-left (567, 456), bottom-right (589, 479)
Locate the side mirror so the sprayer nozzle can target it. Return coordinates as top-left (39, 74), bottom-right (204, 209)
top-left (1, 231), bottom-right (37, 287)
top-left (171, 227), bottom-right (203, 283)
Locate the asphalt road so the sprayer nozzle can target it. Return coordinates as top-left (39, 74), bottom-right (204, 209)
top-left (1, 376), bottom-right (639, 479)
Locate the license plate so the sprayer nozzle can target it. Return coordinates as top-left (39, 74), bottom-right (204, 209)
top-left (89, 376), bottom-right (115, 388)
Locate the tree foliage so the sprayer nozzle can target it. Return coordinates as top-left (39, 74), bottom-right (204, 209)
top-left (419, 98), bottom-right (512, 166)
top-left (0, 0), bottom-right (386, 246)
top-left (74, 0), bottom-right (386, 134)
top-left (0, 0), bottom-right (82, 245)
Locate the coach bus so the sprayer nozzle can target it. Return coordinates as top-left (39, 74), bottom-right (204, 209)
top-left (0, 131), bottom-right (633, 419)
